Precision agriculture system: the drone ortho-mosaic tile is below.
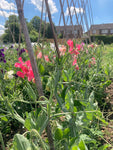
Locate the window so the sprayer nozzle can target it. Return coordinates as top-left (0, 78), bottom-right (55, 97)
top-left (110, 29), bottom-right (113, 33)
top-left (101, 30), bottom-right (108, 34)
top-left (92, 30), bottom-right (96, 34)
top-left (67, 30), bottom-right (72, 34)
top-left (74, 30), bottom-right (78, 34)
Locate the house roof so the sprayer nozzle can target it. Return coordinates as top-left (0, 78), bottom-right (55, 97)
top-left (56, 25), bottom-right (82, 31)
top-left (90, 23), bottom-right (113, 30)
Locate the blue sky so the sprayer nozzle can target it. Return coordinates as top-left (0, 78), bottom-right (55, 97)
top-left (0, 0), bottom-right (113, 35)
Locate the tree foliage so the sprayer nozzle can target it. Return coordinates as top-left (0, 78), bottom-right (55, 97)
top-left (1, 15), bottom-right (55, 43)
top-left (2, 15), bottom-right (20, 43)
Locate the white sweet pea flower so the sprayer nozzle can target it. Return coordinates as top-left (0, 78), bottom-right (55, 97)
top-left (4, 70), bottom-right (14, 80)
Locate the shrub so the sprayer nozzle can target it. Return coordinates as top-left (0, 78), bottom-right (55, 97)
top-left (91, 35), bottom-right (113, 44)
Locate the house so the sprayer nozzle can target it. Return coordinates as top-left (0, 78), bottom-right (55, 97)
top-left (56, 25), bottom-right (83, 38)
top-left (90, 23), bottom-right (113, 35)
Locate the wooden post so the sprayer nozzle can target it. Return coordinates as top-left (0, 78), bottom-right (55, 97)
top-left (45, 0), bottom-right (60, 58)
top-left (15, 1), bottom-right (55, 150)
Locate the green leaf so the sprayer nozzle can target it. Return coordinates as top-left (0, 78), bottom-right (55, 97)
top-left (98, 144), bottom-right (111, 150)
top-left (25, 82), bottom-right (36, 102)
top-left (71, 145), bottom-right (80, 150)
top-left (13, 134), bottom-right (31, 150)
top-left (78, 140), bottom-right (88, 150)
top-left (55, 128), bottom-right (63, 140)
top-left (63, 128), bottom-right (70, 138)
top-left (1, 115), bottom-right (8, 122)
top-left (96, 116), bottom-right (108, 125)
top-left (39, 64), bottom-right (45, 74)
top-left (65, 91), bottom-right (74, 112)
top-left (24, 117), bottom-right (36, 131)
top-left (62, 70), bottom-right (68, 82)
top-left (36, 111), bottom-right (49, 134)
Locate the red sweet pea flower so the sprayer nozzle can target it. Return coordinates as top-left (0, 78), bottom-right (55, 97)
top-left (75, 65), bottom-right (79, 70)
top-left (67, 40), bottom-right (74, 48)
top-left (74, 49), bottom-right (80, 55)
top-left (17, 71), bottom-right (24, 78)
top-left (15, 57), bottom-right (34, 82)
top-left (73, 59), bottom-right (77, 66)
top-left (76, 44), bottom-right (81, 51)
top-left (69, 47), bottom-right (74, 54)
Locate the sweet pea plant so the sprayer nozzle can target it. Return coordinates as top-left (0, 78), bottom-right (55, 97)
top-left (0, 41), bottom-right (112, 150)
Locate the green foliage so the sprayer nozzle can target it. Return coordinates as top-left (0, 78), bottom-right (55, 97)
top-left (58, 33), bottom-right (63, 39)
top-left (13, 134), bottom-right (32, 150)
top-left (45, 23), bottom-right (55, 38)
top-left (1, 15), bottom-right (55, 43)
top-left (29, 30), bottom-right (39, 42)
top-left (91, 35), bottom-right (113, 44)
top-left (0, 42), bottom-right (112, 150)
top-left (2, 15), bottom-right (20, 43)
top-left (30, 16), bottom-right (41, 33)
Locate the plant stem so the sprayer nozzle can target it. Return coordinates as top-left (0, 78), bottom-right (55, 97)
top-left (15, 1), bottom-right (55, 149)
top-left (0, 131), bottom-right (5, 150)
top-left (31, 129), bottom-right (46, 150)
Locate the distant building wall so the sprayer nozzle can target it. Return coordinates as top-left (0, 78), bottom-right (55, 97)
top-left (56, 25), bottom-right (83, 38)
top-left (90, 24), bottom-right (113, 35)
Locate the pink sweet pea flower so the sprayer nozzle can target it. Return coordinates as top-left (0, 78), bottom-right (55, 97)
top-left (18, 57), bottom-right (24, 64)
top-left (86, 49), bottom-right (88, 54)
top-left (75, 65), bottom-right (79, 70)
top-left (15, 62), bottom-right (22, 68)
top-left (27, 69), bottom-right (34, 81)
top-left (69, 47), bottom-right (74, 54)
top-left (37, 52), bottom-right (42, 59)
top-left (53, 55), bottom-right (56, 59)
top-left (74, 49), bottom-right (80, 55)
top-left (17, 71), bottom-right (24, 78)
top-left (59, 45), bottom-right (66, 56)
top-left (67, 40), bottom-right (74, 48)
top-left (15, 57), bottom-right (34, 82)
top-left (81, 42), bottom-right (85, 46)
top-left (73, 59), bottom-right (77, 66)
top-left (88, 44), bottom-right (94, 48)
top-left (44, 55), bottom-right (50, 62)
top-left (76, 44), bottom-right (81, 51)
top-left (91, 57), bottom-right (96, 65)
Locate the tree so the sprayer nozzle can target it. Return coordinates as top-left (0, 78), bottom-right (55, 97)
top-left (30, 16), bottom-right (41, 33)
top-left (2, 15), bottom-right (20, 43)
top-left (45, 22), bottom-right (56, 38)
top-left (30, 30), bottom-right (39, 42)
top-left (27, 22), bottom-right (34, 33)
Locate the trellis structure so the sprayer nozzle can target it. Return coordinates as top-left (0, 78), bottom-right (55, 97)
top-left (38, 0), bottom-right (94, 45)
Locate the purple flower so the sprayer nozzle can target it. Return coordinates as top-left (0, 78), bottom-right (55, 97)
top-left (4, 59), bottom-right (6, 63)
top-left (0, 49), bottom-right (4, 52)
top-left (10, 45), bottom-right (14, 48)
top-left (13, 74), bottom-right (18, 78)
top-left (18, 48), bottom-right (25, 56)
top-left (0, 49), bottom-right (6, 63)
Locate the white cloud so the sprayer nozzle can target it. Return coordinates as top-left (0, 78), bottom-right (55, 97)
top-left (0, 29), bottom-right (5, 36)
top-left (0, 0), bottom-right (16, 10)
top-left (31, 0), bottom-right (58, 14)
top-left (0, 10), bottom-right (17, 17)
top-left (0, 24), bottom-right (5, 29)
top-left (65, 7), bottom-right (84, 16)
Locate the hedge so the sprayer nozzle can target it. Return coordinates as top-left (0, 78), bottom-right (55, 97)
top-left (91, 35), bottom-right (113, 44)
